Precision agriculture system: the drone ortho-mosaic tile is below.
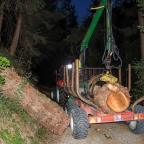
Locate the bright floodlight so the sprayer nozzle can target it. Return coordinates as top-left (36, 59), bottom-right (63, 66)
top-left (68, 64), bottom-right (72, 69)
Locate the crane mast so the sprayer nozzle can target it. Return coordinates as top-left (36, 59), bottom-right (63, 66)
top-left (80, 0), bottom-right (122, 70)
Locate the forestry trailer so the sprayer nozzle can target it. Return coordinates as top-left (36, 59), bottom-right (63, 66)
top-left (51, 0), bottom-right (144, 139)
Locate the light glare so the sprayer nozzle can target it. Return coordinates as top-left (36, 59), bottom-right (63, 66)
top-left (68, 64), bottom-right (72, 69)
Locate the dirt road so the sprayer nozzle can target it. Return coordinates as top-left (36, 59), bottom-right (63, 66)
top-left (57, 122), bottom-right (144, 144)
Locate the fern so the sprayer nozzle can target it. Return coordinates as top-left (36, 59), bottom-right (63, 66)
top-left (0, 56), bottom-right (10, 85)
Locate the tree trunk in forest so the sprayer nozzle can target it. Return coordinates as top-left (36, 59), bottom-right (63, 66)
top-left (0, 2), bottom-right (5, 44)
top-left (0, 67), bottom-right (70, 135)
top-left (138, 8), bottom-right (144, 59)
top-left (28, 57), bottom-right (31, 71)
top-left (10, 13), bottom-right (22, 56)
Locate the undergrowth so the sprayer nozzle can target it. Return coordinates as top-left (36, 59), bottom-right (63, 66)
top-left (0, 55), bottom-right (10, 84)
top-left (0, 48), bottom-right (24, 75)
top-left (0, 48), bottom-right (59, 144)
top-left (0, 47), bottom-right (38, 88)
top-left (0, 49), bottom-right (58, 143)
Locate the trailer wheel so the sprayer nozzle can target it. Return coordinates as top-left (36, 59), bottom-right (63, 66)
top-left (59, 92), bottom-right (68, 109)
top-left (56, 86), bottom-right (68, 109)
top-left (56, 86), bottom-right (60, 103)
top-left (65, 102), bottom-right (78, 115)
top-left (51, 86), bottom-right (56, 102)
top-left (128, 105), bottom-right (144, 134)
top-left (50, 90), bottom-right (54, 100)
top-left (70, 108), bottom-right (89, 139)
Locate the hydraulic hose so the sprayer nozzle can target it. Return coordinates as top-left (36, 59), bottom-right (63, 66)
top-left (102, 1), bottom-right (122, 70)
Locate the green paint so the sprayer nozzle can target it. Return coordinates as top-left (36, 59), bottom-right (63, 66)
top-left (68, 96), bottom-right (74, 102)
top-left (79, 82), bottom-right (88, 88)
top-left (80, 0), bottom-right (108, 51)
top-left (106, 0), bottom-right (111, 50)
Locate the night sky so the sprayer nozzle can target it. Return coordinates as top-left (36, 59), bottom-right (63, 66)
top-left (57, 0), bottom-right (93, 25)
top-left (71, 0), bottom-right (92, 25)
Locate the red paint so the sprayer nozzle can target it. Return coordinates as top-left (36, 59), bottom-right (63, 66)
top-left (56, 80), bottom-right (63, 87)
top-left (73, 99), bottom-right (144, 124)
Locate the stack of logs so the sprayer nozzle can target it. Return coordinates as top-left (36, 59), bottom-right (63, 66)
top-left (88, 75), bottom-right (131, 113)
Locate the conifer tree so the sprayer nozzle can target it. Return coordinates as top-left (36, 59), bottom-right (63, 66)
top-left (137, 0), bottom-right (144, 59)
top-left (0, 1), bottom-right (5, 44)
top-left (57, 0), bottom-right (79, 61)
top-left (1, 0), bottom-right (66, 70)
top-left (9, 0), bottom-right (46, 56)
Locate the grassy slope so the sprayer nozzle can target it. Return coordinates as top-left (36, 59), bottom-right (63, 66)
top-left (0, 92), bottom-right (61, 144)
top-left (0, 48), bottom-right (61, 144)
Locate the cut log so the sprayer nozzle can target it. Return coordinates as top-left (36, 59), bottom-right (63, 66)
top-left (0, 67), bottom-right (70, 136)
top-left (92, 82), bottom-right (131, 113)
top-left (107, 92), bottom-right (130, 112)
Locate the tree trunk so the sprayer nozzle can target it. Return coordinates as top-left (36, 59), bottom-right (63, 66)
top-left (10, 13), bottom-right (22, 56)
top-left (138, 8), bottom-right (144, 59)
top-left (0, 67), bottom-right (70, 135)
top-left (28, 57), bottom-right (31, 71)
top-left (0, 2), bottom-right (5, 44)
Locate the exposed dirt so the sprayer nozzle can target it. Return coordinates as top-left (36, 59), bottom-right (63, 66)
top-left (57, 122), bottom-right (144, 144)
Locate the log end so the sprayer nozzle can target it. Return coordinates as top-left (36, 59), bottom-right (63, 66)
top-left (106, 92), bottom-right (131, 112)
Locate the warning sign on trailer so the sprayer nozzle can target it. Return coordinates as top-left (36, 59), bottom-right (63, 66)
top-left (114, 115), bottom-right (121, 121)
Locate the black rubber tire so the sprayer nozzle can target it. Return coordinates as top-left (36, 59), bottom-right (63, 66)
top-left (59, 91), bottom-right (68, 109)
top-left (128, 105), bottom-right (144, 134)
top-left (70, 108), bottom-right (89, 139)
top-left (51, 86), bottom-right (57, 102)
top-left (56, 85), bottom-right (68, 109)
top-left (65, 102), bottom-right (78, 127)
top-left (65, 102), bottom-right (78, 115)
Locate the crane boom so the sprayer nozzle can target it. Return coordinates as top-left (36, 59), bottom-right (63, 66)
top-left (80, 0), bottom-right (122, 70)
top-left (80, 0), bottom-right (111, 69)
top-left (80, 0), bottom-right (110, 52)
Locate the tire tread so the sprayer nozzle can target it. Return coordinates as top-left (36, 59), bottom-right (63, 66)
top-left (71, 108), bottom-right (88, 139)
top-left (129, 105), bottom-right (144, 134)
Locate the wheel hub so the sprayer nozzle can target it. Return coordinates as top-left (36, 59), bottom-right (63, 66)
top-left (65, 107), bottom-right (68, 113)
top-left (56, 87), bottom-right (59, 103)
top-left (51, 91), bottom-right (53, 100)
top-left (70, 113), bottom-right (74, 135)
top-left (129, 121), bottom-right (137, 130)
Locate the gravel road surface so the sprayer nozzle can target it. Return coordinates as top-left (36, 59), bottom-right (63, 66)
top-left (57, 122), bottom-right (144, 144)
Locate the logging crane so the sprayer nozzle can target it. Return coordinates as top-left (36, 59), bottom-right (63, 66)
top-left (51, 0), bottom-right (144, 139)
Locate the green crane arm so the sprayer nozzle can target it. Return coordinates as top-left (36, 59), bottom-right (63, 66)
top-left (80, 0), bottom-right (109, 52)
top-left (79, 0), bottom-right (122, 70)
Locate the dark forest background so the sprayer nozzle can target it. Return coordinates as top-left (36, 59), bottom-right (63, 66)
top-left (1, 0), bottom-right (144, 102)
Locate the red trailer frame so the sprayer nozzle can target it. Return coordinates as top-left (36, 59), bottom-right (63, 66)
top-left (73, 99), bottom-right (144, 124)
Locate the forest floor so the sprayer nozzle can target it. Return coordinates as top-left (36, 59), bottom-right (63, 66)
top-left (0, 89), bottom-right (61, 144)
top-left (57, 122), bottom-right (144, 144)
